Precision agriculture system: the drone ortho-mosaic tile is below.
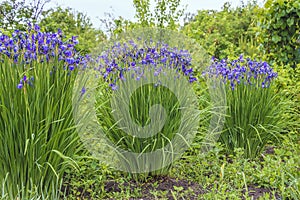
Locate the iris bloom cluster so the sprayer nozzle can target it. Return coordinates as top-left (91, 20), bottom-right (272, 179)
top-left (95, 40), bottom-right (197, 90)
top-left (0, 24), bottom-right (90, 89)
top-left (1, 25), bottom-right (197, 90)
top-left (203, 55), bottom-right (278, 90)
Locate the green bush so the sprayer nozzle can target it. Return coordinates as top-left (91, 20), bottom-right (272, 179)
top-left (182, 1), bottom-right (260, 59)
top-left (258, 0), bottom-right (300, 67)
top-left (40, 7), bottom-right (106, 54)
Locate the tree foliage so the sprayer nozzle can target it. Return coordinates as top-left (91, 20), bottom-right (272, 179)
top-left (258, 0), bottom-right (300, 67)
top-left (99, 0), bottom-right (185, 38)
top-left (132, 0), bottom-right (185, 29)
top-left (39, 7), bottom-right (106, 54)
top-left (0, 0), bottom-right (50, 31)
top-left (256, 0), bottom-right (300, 112)
top-left (182, 2), bottom-right (260, 59)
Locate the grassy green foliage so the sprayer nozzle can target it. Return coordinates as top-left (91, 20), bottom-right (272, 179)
top-left (221, 81), bottom-right (291, 158)
top-left (0, 57), bottom-right (81, 198)
top-left (203, 56), bottom-right (295, 158)
top-left (97, 83), bottom-right (181, 153)
top-left (95, 81), bottom-right (183, 178)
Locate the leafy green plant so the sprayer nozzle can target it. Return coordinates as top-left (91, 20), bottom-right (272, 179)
top-left (258, 0), bottom-right (300, 67)
top-left (203, 56), bottom-right (293, 158)
top-left (0, 26), bottom-right (83, 198)
top-left (61, 155), bottom-right (113, 199)
top-left (63, 134), bottom-right (299, 199)
top-left (94, 48), bottom-right (197, 179)
top-left (133, 0), bottom-right (185, 29)
top-left (39, 7), bottom-right (106, 54)
top-left (182, 1), bottom-right (261, 59)
top-left (74, 31), bottom-right (202, 179)
top-left (0, 0), bottom-right (50, 32)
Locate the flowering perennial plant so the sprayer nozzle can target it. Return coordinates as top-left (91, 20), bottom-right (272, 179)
top-left (203, 55), bottom-right (278, 90)
top-left (0, 24), bottom-right (91, 88)
top-left (0, 25), bottom-right (198, 91)
top-left (76, 36), bottom-right (201, 179)
top-left (95, 40), bottom-right (197, 90)
top-left (0, 25), bottom-right (84, 198)
top-left (203, 55), bottom-right (289, 158)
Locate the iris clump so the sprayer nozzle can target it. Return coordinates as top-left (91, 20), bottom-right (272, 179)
top-left (0, 25), bottom-right (84, 199)
top-left (89, 37), bottom-right (199, 179)
top-left (203, 55), bottom-right (289, 158)
top-left (95, 40), bottom-right (197, 90)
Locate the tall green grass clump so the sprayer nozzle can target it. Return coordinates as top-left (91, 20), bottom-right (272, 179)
top-left (0, 25), bottom-right (85, 198)
top-left (203, 55), bottom-right (293, 158)
top-left (74, 31), bottom-right (202, 180)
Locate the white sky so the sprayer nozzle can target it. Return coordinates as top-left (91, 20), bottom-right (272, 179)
top-left (45, 0), bottom-right (266, 28)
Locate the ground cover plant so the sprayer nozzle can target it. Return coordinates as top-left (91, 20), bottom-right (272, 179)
top-left (62, 135), bottom-right (299, 199)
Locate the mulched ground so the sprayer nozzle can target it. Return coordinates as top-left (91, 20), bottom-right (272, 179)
top-left (105, 176), bottom-right (204, 199)
top-left (104, 176), bottom-right (280, 200)
top-left (243, 184), bottom-right (280, 200)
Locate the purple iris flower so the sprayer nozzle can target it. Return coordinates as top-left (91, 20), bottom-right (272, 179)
top-left (203, 56), bottom-right (277, 90)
